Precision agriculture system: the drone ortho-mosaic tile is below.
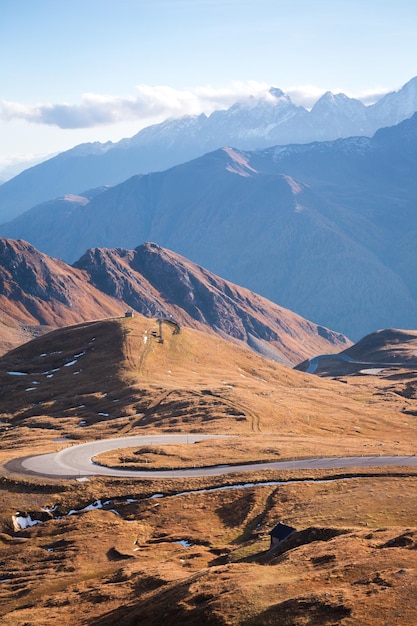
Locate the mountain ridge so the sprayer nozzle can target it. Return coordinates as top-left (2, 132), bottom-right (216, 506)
top-left (0, 238), bottom-right (349, 362)
top-left (2, 113), bottom-right (417, 339)
top-left (74, 241), bottom-right (350, 365)
top-left (1, 76), bottom-right (417, 221)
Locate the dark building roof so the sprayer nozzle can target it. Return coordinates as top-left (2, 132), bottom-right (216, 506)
top-left (269, 522), bottom-right (297, 541)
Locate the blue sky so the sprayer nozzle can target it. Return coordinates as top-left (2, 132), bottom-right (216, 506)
top-left (1, 0), bottom-right (417, 169)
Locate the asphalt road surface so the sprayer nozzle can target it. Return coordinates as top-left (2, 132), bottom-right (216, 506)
top-left (9, 434), bottom-right (417, 479)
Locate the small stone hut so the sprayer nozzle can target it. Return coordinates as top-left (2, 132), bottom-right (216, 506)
top-left (269, 522), bottom-right (297, 549)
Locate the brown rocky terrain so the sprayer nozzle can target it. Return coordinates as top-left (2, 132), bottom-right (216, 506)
top-left (0, 239), bottom-right (125, 354)
top-left (74, 241), bottom-right (350, 366)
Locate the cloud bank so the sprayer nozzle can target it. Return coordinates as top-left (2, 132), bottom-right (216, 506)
top-left (0, 82), bottom-right (390, 130)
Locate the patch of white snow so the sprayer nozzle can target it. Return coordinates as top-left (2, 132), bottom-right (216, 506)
top-left (174, 540), bottom-right (192, 547)
top-left (64, 359), bottom-right (78, 367)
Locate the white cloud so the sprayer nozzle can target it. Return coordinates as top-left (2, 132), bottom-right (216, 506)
top-left (353, 87), bottom-right (392, 105)
top-left (283, 84), bottom-right (328, 109)
top-left (285, 84), bottom-right (392, 109)
top-left (0, 82), bottom-right (272, 130)
top-left (0, 82), bottom-right (392, 130)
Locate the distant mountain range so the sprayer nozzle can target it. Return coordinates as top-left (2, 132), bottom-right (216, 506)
top-left (1, 76), bottom-right (417, 221)
top-left (0, 238), bottom-right (348, 362)
top-left (2, 112), bottom-right (417, 340)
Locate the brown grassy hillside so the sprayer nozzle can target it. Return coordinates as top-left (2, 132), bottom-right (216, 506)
top-left (0, 315), bottom-right (416, 462)
top-left (1, 473), bottom-right (417, 625)
top-left (1, 315), bottom-right (417, 625)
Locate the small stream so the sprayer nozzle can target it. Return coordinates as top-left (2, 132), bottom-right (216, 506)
top-left (11, 471), bottom-right (405, 532)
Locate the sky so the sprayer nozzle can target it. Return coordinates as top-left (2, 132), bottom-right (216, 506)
top-left (1, 0), bottom-right (417, 173)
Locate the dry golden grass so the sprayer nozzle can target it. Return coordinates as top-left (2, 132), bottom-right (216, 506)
top-left (1, 315), bottom-right (417, 624)
top-left (1, 315), bottom-right (415, 469)
top-left (1, 471), bottom-right (417, 625)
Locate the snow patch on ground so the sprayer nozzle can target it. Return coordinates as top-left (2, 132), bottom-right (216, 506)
top-left (68, 499), bottom-right (103, 515)
top-left (12, 514), bottom-right (42, 532)
top-left (64, 359), bottom-right (78, 367)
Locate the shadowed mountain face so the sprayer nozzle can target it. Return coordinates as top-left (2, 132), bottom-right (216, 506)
top-left (0, 239), bottom-right (349, 362)
top-left (74, 242), bottom-right (350, 366)
top-left (2, 114), bottom-right (417, 339)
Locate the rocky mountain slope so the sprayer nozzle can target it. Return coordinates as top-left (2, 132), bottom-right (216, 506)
top-left (0, 238), bottom-right (348, 361)
top-left (0, 239), bottom-right (125, 353)
top-left (3, 113), bottom-right (417, 339)
top-left (1, 77), bottom-right (417, 220)
top-left (73, 242), bottom-right (349, 365)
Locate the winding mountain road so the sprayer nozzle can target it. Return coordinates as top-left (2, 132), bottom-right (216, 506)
top-left (305, 353), bottom-right (417, 374)
top-left (7, 434), bottom-right (417, 479)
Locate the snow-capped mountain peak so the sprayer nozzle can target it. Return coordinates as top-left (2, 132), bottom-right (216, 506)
top-left (2, 77), bottom-right (417, 223)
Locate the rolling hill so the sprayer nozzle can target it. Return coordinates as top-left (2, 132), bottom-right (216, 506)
top-left (296, 328), bottom-right (417, 381)
top-left (0, 313), bottom-right (414, 454)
